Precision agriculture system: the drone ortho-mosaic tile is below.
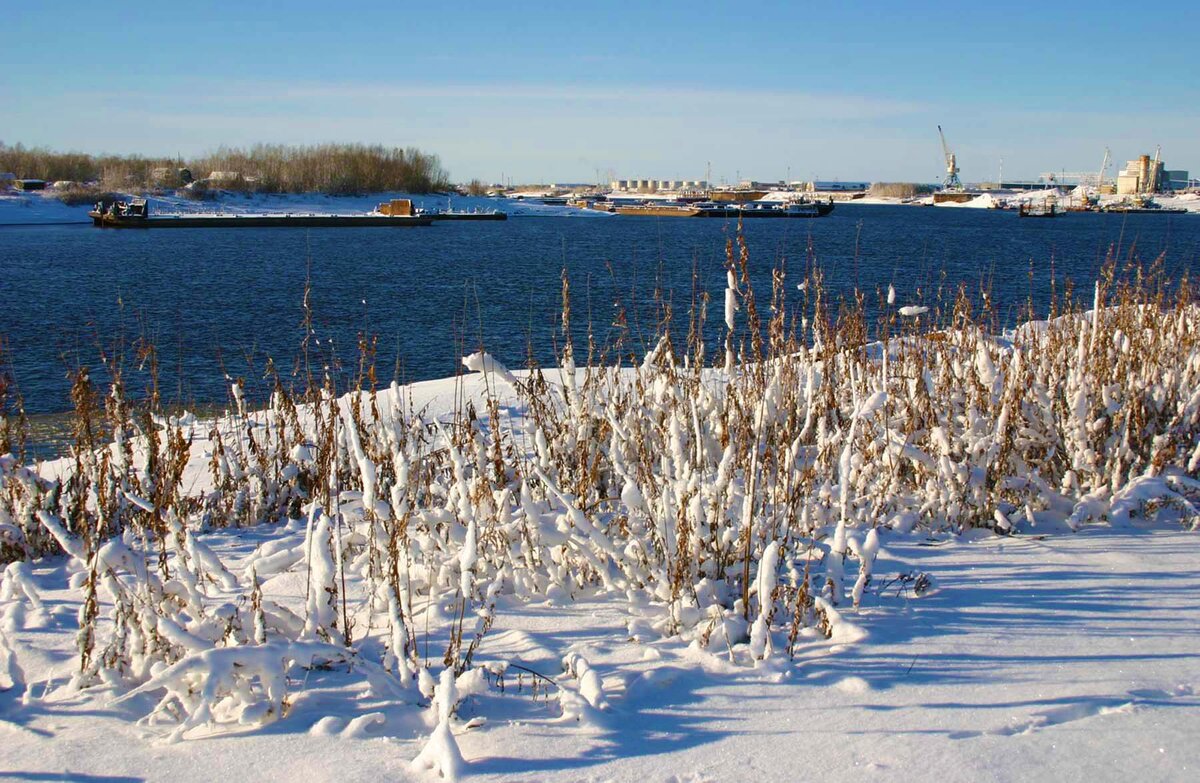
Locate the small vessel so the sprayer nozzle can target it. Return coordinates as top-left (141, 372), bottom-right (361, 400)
top-left (92, 198), bottom-right (433, 228)
top-left (568, 196), bottom-right (614, 212)
top-left (1018, 203), bottom-right (1060, 218)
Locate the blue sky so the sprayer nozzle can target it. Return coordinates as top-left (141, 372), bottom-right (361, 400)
top-left (4, 1), bottom-right (1197, 183)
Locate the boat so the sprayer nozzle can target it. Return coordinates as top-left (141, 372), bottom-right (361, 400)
top-left (91, 198), bottom-right (433, 228)
top-left (1018, 203), bottom-right (1060, 218)
top-left (568, 196), bottom-right (614, 212)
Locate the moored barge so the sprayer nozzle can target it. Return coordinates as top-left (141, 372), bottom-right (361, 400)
top-left (91, 198), bottom-right (433, 228)
top-left (612, 200), bottom-right (834, 219)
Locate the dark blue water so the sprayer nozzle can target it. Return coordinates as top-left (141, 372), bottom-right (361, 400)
top-left (2, 204), bottom-right (1198, 416)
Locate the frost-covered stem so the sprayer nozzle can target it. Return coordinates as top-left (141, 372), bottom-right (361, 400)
top-left (723, 249), bottom-right (738, 376)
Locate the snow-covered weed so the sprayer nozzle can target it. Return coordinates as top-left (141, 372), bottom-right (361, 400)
top-left (0, 239), bottom-right (1197, 767)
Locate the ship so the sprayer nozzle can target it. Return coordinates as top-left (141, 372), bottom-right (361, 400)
top-left (91, 198), bottom-right (433, 228)
top-left (1018, 203), bottom-right (1060, 218)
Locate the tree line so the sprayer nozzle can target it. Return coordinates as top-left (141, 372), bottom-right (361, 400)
top-left (0, 142), bottom-right (451, 194)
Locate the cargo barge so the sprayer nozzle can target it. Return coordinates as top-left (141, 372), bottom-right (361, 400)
top-left (1100, 204), bottom-right (1188, 215)
top-left (91, 198), bottom-right (432, 228)
top-left (399, 198), bottom-right (508, 221)
top-left (610, 200), bottom-right (834, 218)
top-left (423, 209), bottom-right (507, 221)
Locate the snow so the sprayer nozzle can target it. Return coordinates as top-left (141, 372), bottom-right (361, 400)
top-left (1, 526), bottom-right (1197, 780)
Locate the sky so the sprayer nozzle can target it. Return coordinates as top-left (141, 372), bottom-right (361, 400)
top-left (3, 1), bottom-right (1198, 184)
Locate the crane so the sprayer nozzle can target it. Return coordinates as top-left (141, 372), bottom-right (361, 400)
top-left (1037, 147), bottom-right (1113, 190)
top-left (938, 125), bottom-right (963, 191)
top-left (1147, 145), bottom-right (1162, 193)
top-left (1096, 147), bottom-right (1110, 192)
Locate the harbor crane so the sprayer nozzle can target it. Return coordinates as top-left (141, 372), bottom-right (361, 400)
top-left (1040, 147), bottom-right (1113, 190)
top-left (1146, 145), bottom-right (1162, 193)
top-left (938, 125), bottom-right (963, 191)
top-left (1099, 148), bottom-right (1113, 193)
top-left (1097, 147), bottom-right (1111, 191)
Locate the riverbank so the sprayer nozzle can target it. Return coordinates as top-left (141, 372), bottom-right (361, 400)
top-left (7, 187), bottom-right (1197, 227)
top-left (0, 189), bottom-right (603, 226)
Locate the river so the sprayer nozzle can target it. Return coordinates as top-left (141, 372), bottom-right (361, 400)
top-left (2, 204), bottom-right (1197, 432)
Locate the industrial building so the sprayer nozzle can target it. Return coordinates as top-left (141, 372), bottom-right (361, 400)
top-left (1164, 170), bottom-right (1193, 190)
top-left (610, 179), bottom-right (707, 193)
top-left (1114, 153), bottom-right (1188, 195)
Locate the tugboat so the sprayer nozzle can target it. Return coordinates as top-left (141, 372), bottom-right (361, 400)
top-left (90, 197), bottom-right (150, 225)
top-left (1018, 202), bottom-right (1059, 218)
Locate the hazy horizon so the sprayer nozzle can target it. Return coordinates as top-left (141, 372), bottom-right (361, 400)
top-left (5, 2), bottom-right (1198, 184)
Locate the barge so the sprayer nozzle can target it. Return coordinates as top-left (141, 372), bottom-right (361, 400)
top-left (613, 204), bottom-right (703, 217)
top-left (1101, 204), bottom-right (1188, 215)
top-left (399, 198), bottom-right (508, 221)
top-left (91, 198), bottom-right (433, 228)
top-left (694, 201), bottom-right (834, 218)
top-left (423, 209), bottom-right (507, 221)
top-left (612, 200), bottom-right (834, 219)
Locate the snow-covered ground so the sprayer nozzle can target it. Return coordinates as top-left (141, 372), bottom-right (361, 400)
top-left (3, 523), bottom-right (1196, 781)
top-left (929, 188), bottom-right (1200, 212)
